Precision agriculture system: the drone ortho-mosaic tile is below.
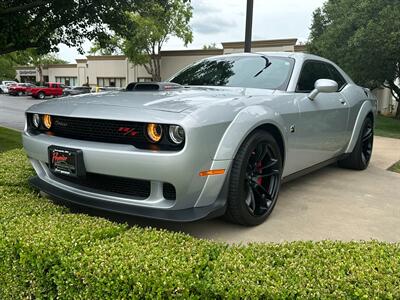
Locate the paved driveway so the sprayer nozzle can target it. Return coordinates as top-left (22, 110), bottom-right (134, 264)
top-left (122, 137), bottom-right (400, 243)
top-left (2, 94), bottom-right (400, 243)
top-left (0, 94), bottom-right (45, 130)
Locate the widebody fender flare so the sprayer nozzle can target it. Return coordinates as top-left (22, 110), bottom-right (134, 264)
top-left (212, 105), bottom-right (287, 162)
top-left (345, 100), bottom-right (376, 154)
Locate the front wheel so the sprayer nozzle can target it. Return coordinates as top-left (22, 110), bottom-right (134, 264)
top-left (338, 117), bottom-right (373, 170)
top-left (38, 92), bottom-right (45, 99)
top-left (225, 130), bottom-right (283, 226)
top-left (17, 91), bottom-right (23, 96)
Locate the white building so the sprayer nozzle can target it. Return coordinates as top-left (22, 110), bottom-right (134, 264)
top-left (14, 38), bottom-right (396, 115)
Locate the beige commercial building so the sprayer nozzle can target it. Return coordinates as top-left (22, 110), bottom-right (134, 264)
top-left (15, 38), bottom-right (396, 114)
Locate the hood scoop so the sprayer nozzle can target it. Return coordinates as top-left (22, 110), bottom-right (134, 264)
top-left (126, 82), bottom-right (182, 91)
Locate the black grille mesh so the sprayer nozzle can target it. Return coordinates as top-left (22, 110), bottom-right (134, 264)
top-left (51, 116), bottom-right (148, 146)
top-left (163, 183), bottom-right (176, 200)
top-left (53, 172), bottom-right (151, 199)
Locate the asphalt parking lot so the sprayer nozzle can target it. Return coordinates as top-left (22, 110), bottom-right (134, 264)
top-left (0, 94), bottom-right (45, 130)
top-left (2, 94), bottom-right (400, 243)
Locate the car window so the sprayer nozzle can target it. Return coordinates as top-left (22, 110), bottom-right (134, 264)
top-left (326, 64), bottom-right (347, 90)
top-left (296, 61), bottom-right (333, 92)
top-left (170, 56), bottom-right (295, 91)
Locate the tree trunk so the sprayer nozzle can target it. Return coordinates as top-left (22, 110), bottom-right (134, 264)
top-left (37, 66), bottom-right (43, 84)
top-left (395, 101), bottom-right (400, 119)
top-left (388, 81), bottom-right (400, 119)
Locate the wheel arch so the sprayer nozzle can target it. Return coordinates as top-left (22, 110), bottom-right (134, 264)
top-left (250, 123), bottom-right (285, 166)
top-left (345, 100), bottom-right (376, 153)
top-left (213, 105), bottom-right (287, 165)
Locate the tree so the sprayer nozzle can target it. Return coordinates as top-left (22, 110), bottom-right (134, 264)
top-left (202, 43), bottom-right (220, 50)
top-left (95, 0), bottom-right (193, 81)
top-left (308, 0), bottom-right (400, 118)
top-left (0, 0), bottom-right (141, 55)
top-left (0, 51), bottom-right (34, 81)
top-left (25, 50), bottom-right (68, 83)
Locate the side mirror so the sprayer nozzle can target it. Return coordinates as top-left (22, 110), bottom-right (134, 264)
top-left (308, 79), bottom-right (338, 100)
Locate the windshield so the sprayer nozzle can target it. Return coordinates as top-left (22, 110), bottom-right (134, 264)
top-left (170, 55), bottom-right (294, 90)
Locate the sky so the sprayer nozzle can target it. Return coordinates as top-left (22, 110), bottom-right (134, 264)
top-left (59, 0), bottom-right (326, 63)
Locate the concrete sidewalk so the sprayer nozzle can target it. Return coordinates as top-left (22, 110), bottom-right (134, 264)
top-left (124, 136), bottom-right (400, 243)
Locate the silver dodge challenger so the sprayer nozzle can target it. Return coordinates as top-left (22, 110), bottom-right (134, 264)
top-left (23, 52), bottom-right (377, 226)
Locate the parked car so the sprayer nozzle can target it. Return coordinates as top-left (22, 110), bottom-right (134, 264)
top-left (23, 53), bottom-right (377, 226)
top-left (0, 80), bottom-right (18, 94)
top-left (8, 83), bottom-right (36, 96)
top-left (63, 86), bottom-right (91, 96)
top-left (30, 82), bottom-right (65, 99)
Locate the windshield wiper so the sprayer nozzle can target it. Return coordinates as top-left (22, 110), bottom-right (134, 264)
top-left (253, 56), bottom-right (272, 77)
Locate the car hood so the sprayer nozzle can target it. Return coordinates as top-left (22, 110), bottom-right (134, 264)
top-left (33, 86), bottom-right (276, 113)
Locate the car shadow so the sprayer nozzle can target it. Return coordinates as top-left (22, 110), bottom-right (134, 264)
top-left (48, 163), bottom-right (340, 241)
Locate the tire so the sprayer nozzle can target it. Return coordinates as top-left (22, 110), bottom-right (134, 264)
top-left (38, 92), bottom-right (45, 99)
top-left (338, 117), bottom-right (373, 170)
top-left (0, 89), bottom-right (3, 94)
top-left (225, 130), bottom-right (283, 226)
top-left (18, 91), bottom-right (23, 96)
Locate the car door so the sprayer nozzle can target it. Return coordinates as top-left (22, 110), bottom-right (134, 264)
top-left (294, 60), bottom-right (349, 168)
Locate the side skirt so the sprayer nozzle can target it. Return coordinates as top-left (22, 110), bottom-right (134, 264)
top-left (282, 154), bottom-right (348, 184)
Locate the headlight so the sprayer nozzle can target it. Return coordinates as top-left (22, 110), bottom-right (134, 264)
top-left (146, 123), bottom-right (163, 143)
top-left (168, 125), bottom-right (185, 144)
top-left (43, 114), bottom-right (52, 130)
top-left (32, 114), bottom-right (40, 128)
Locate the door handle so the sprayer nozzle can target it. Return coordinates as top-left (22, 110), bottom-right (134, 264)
top-left (339, 98), bottom-right (347, 105)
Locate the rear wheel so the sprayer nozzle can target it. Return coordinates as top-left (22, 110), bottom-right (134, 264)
top-left (17, 91), bottom-right (23, 96)
top-left (38, 92), bottom-right (45, 99)
top-left (339, 117), bottom-right (373, 170)
top-left (225, 130), bottom-right (283, 226)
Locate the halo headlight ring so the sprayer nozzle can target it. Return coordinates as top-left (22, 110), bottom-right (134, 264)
top-left (168, 125), bottom-right (185, 145)
top-left (32, 113), bottom-right (40, 128)
top-left (146, 123), bottom-right (163, 143)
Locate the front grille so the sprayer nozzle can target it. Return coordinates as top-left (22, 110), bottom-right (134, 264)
top-left (30, 115), bottom-right (185, 151)
top-left (53, 172), bottom-right (151, 199)
top-left (50, 116), bottom-right (148, 147)
top-left (163, 183), bottom-right (176, 200)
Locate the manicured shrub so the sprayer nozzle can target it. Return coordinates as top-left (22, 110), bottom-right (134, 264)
top-left (1, 149), bottom-right (400, 299)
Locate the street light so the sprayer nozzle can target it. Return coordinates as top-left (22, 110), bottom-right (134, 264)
top-left (244, 0), bottom-right (254, 53)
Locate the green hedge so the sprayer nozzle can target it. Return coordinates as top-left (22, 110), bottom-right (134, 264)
top-left (1, 149), bottom-right (400, 299)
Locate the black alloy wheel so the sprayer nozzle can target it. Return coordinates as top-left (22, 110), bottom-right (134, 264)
top-left (361, 118), bottom-right (373, 165)
top-left (226, 130), bottom-right (282, 226)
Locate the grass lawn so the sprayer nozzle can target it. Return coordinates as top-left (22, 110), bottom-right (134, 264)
top-left (0, 126), bottom-right (22, 153)
top-left (375, 115), bottom-right (400, 139)
top-left (1, 149), bottom-right (400, 298)
top-left (389, 161), bottom-right (400, 173)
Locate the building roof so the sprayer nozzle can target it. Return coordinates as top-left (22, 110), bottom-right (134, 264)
top-left (160, 49), bottom-right (223, 56)
top-left (86, 55), bottom-right (127, 61)
top-left (222, 38), bottom-right (298, 49)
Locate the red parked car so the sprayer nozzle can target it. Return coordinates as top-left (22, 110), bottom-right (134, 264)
top-left (30, 82), bottom-right (65, 99)
top-left (8, 83), bottom-right (36, 96)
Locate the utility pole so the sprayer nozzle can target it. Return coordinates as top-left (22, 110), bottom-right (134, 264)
top-left (244, 0), bottom-right (254, 52)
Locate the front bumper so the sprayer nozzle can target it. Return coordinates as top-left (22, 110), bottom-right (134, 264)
top-left (23, 130), bottom-right (232, 221)
top-left (30, 176), bottom-right (227, 222)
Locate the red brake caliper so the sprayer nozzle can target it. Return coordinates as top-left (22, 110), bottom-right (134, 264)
top-left (256, 161), bottom-right (263, 186)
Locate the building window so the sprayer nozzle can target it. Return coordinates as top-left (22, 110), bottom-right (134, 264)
top-left (20, 76), bottom-right (36, 83)
top-left (55, 77), bottom-right (77, 86)
top-left (137, 77), bottom-right (153, 82)
top-left (97, 77), bottom-right (126, 87)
